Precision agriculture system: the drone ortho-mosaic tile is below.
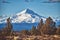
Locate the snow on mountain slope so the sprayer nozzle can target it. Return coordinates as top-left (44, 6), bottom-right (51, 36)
top-left (11, 9), bottom-right (46, 23)
top-left (1, 9), bottom-right (60, 24)
top-left (0, 15), bottom-right (8, 23)
top-left (0, 9), bottom-right (46, 23)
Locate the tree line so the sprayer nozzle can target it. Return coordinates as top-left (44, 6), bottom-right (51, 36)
top-left (0, 17), bottom-right (60, 36)
top-left (21, 17), bottom-right (60, 35)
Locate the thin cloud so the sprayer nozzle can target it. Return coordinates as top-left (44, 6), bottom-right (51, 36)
top-left (25, 0), bottom-right (29, 2)
top-left (2, 0), bottom-right (11, 3)
top-left (24, 0), bottom-right (34, 3)
top-left (43, 0), bottom-right (60, 3)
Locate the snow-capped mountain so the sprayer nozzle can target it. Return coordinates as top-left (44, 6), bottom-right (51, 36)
top-left (0, 9), bottom-right (46, 23)
top-left (0, 9), bottom-right (60, 24)
top-left (11, 9), bottom-right (46, 23)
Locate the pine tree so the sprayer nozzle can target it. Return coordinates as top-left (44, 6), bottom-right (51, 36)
top-left (1, 17), bottom-right (13, 36)
top-left (37, 19), bottom-right (44, 35)
top-left (30, 26), bottom-right (37, 35)
top-left (37, 19), bottom-right (43, 31)
top-left (50, 22), bottom-right (57, 35)
top-left (6, 17), bottom-right (13, 36)
top-left (56, 25), bottom-right (60, 35)
top-left (45, 17), bottom-right (53, 26)
top-left (40, 17), bottom-right (56, 35)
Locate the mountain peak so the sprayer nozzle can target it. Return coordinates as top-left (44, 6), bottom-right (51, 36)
top-left (23, 8), bottom-right (34, 14)
top-left (11, 9), bottom-right (43, 23)
top-left (25, 8), bottom-right (31, 11)
top-left (16, 9), bottom-right (35, 16)
top-left (16, 9), bottom-right (45, 19)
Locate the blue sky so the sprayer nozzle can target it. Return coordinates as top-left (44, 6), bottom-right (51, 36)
top-left (0, 0), bottom-right (60, 18)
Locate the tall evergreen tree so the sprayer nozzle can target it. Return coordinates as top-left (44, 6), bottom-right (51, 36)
top-left (37, 19), bottom-right (44, 35)
top-left (2, 17), bottom-right (13, 36)
top-left (37, 19), bottom-right (43, 31)
top-left (56, 25), bottom-right (60, 35)
top-left (30, 26), bottom-right (37, 35)
top-left (40, 17), bottom-right (56, 35)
